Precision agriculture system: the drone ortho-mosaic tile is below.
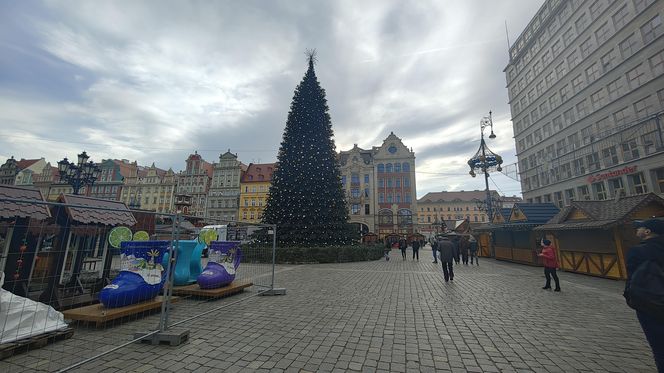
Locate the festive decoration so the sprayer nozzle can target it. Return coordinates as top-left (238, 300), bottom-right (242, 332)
top-left (262, 50), bottom-right (355, 246)
top-left (13, 238), bottom-right (28, 282)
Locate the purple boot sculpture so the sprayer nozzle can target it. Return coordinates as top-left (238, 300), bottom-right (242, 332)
top-left (197, 241), bottom-right (242, 289)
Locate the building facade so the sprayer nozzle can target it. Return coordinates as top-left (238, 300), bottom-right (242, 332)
top-left (177, 152), bottom-right (213, 217)
top-left (506, 0), bottom-right (664, 207)
top-left (120, 162), bottom-right (177, 213)
top-left (373, 133), bottom-right (418, 239)
top-left (338, 145), bottom-right (376, 235)
top-left (417, 190), bottom-right (504, 235)
top-left (238, 163), bottom-right (275, 223)
top-left (207, 151), bottom-right (246, 223)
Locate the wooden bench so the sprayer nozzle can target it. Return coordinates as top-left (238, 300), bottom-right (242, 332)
top-left (63, 296), bottom-right (179, 327)
top-left (169, 281), bottom-right (252, 299)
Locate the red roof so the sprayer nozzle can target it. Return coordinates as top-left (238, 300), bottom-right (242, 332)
top-left (16, 158), bottom-right (40, 170)
top-left (0, 185), bottom-right (51, 220)
top-left (242, 163), bottom-right (276, 183)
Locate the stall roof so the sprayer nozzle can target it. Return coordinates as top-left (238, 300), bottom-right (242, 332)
top-left (534, 193), bottom-right (664, 231)
top-left (512, 203), bottom-right (560, 224)
top-left (0, 185), bottom-right (51, 220)
top-left (57, 194), bottom-right (136, 226)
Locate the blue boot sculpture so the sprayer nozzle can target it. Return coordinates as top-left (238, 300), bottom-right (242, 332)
top-left (197, 241), bottom-right (242, 289)
top-left (99, 241), bottom-right (168, 308)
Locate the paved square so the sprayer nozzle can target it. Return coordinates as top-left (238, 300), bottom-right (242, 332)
top-left (1, 247), bottom-right (656, 372)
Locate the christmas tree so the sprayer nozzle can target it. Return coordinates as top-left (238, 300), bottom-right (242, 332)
top-left (262, 51), bottom-right (355, 246)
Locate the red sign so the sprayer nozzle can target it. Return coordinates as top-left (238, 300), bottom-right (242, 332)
top-left (587, 165), bottom-right (638, 183)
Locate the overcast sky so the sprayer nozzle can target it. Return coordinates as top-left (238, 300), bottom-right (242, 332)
top-left (0, 0), bottom-right (545, 199)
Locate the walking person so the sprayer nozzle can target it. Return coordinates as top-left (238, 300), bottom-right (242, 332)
top-left (469, 235), bottom-right (479, 265)
top-left (460, 236), bottom-right (470, 265)
top-left (437, 235), bottom-right (455, 282)
top-left (537, 239), bottom-right (561, 292)
top-left (431, 237), bottom-right (438, 264)
top-left (399, 237), bottom-right (407, 261)
top-left (624, 218), bottom-right (664, 372)
top-left (411, 239), bottom-right (420, 261)
top-left (452, 236), bottom-right (461, 265)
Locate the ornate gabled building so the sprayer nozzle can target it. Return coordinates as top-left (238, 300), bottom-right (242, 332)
top-left (339, 145), bottom-right (376, 235)
top-left (33, 163), bottom-right (59, 200)
top-left (207, 150), bottom-right (246, 223)
top-left (239, 163), bottom-right (275, 223)
top-left (120, 161), bottom-right (177, 213)
top-left (88, 159), bottom-right (126, 201)
top-left (373, 132), bottom-right (418, 238)
top-left (177, 151), bottom-right (213, 217)
top-left (0, 157), bottom-right (45, 186)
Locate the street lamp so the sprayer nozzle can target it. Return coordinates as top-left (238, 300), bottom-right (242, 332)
top-left (467, 111), bottom-right (503, 225)
top-left (57, 151), bottom-right (101, 195)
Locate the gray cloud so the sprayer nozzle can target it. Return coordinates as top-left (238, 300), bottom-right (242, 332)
top-left (0, 0), bottom-right (543, 198)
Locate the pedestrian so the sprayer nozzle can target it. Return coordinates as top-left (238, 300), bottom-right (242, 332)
top-left (460, 236), bottom-right (470, 265)
top-left (431, 237), bottom-right (438, 264)
top-left (452, 236), bottom-right (461, 264)
top-left (437, 235), bottom-right (455, 282)
top-left (537, 239), bottom-right (561, 292)
top-left (624, 218), bottom-right (664, 372)
top-left (399, 237), bottom-right (407, 261)
top-left (411, 239), bottom-right (420, 261)
top-left (469, 235), bottom-right (479, 265)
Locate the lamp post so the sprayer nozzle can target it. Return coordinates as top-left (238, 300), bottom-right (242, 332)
top-left (467, 111), bottom-right (503, 225)
top-left (57, 151), bottom-right (101, 195)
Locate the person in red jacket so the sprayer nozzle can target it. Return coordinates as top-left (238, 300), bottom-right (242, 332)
top-left (538, 239), bottom-right (561, 292)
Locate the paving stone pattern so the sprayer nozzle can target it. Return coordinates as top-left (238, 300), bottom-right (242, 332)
top-left (1, 247), bottom-right (656, 372)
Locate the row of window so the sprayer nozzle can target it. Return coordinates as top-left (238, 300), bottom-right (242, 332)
top-left (376, 162), bottom-right (411, 173)
top-left (527, 168), bottom-right (664, 206)
top-left (378, 193), bottom-right (412, 203)
top-left (516, 44), bottom-right (663, 145)
top-left (522, 131), bottom-right (663, 192)
top-left (377, 177), bottom-right (411, 188)
top-left (518, 90), bottom-right (664, 168)
top-left (341, 174), bottom-right (370, 185)
top-left (509, 0), bottom-right (655, 82)
top-left (511, 1), bottom-right (660, 123)
top-left (243, 198), bottom-right (264, 207)
top-left (420, 206), bottom-right (479, 212)
top-left (419, 215), bottom-right (487, 223)
top-left (520, 112), bottom-right (663, 182)
top-left (377, 209), bottom-right (413, 225)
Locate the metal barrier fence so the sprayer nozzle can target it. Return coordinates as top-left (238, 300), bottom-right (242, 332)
top-left (0, 196), bottom-right (276, 372)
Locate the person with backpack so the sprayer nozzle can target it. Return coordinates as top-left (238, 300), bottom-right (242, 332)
top-left (537, 239), bottom-right (561, 292)
top-left (624, 218), bottom-right (664, 372)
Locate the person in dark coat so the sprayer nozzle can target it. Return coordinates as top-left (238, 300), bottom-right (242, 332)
top-left (626, 218), bottom-right (664, 372)
top-left (431, 238), bottom-right (438, 263)
top-left (398, 238), bottom-right (407, 260)
top-left (452, 236), bottom-right (461, 264)
top-left (437, 236), bottom-right (455, 282)
top-left (460, 236), bottom-right (470, 265)
top-left (411, 239), bottom-right (420, 261)
top-left (469, 235), bottom-right (479, 265)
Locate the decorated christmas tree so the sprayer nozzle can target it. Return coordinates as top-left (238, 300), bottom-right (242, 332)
top-left (262, 51), bottom-right (355, 246)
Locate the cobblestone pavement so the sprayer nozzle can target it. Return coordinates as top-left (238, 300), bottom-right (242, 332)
top-left (1, 247), bottom-right (656, 372)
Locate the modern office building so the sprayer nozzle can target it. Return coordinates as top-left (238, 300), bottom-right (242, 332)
top-left (506, 0), bottom-right (664, 206)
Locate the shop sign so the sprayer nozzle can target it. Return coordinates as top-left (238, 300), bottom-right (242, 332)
top-left (587, 165), bottom-right (638, 183)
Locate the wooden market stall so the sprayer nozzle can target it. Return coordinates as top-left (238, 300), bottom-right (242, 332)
top-left (0, 185), bottom-right (52, 297)
top-left (534, 193), bottom-right (664, 280)
top-left (471, 203), bottom-right (559, 263)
